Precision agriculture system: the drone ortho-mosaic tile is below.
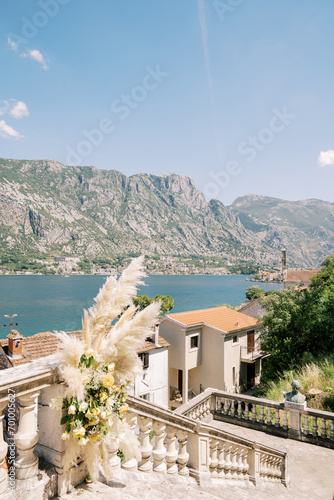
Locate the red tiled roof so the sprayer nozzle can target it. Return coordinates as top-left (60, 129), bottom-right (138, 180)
top-left (166, 306), bottom-right (259, 333)
top-left (285, 269), bottom-right (319, 283)
top-left (0, 330), bottom-right (169, 368)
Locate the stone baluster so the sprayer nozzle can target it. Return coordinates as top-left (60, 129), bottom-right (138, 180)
top-left (267, 407), bottom-right (272, 425)
top-left (244, 402), bottom-right (249, 421)
top-left (267, 457), bottom-right (274, 482)
top-left (217, 442), bottom-right (225, 479)
top-left (303, 414), bottom-right (309, 435)
top-left (152, 421), bottom-right (166, 473)
top-left (108, 438), bottom-right (120, 469)
top-left (313, 416), bottom-right (318, 437)
top-left (321, 418), bottom-right (327, 439)
top-left (206, 399), bottom-right (212, 420)
top-left (274, 408), bottom-right (280, 427)
top-left (15, 391), bottom-right (40, 479)
top-left (236, 448), bottom-right (244, 480)
top-left (259, 406), bottom-right (264, 424)
top-left (330, 420), bottom-right (334, 441)
top-left (242, 450), bottom-right (249, 480)
top-left (138, 416), bottom-right (153, 473)
top-left (275, 457), bottom-right (282, 482)
top-left (0, 402), bottom-right (8, 494)
top-left (223, 398), bottom-right (229, 415)
top-left (283, 409), bottom-right (288, 430)
top-left (237, 400), bottom-right (242, 418)
top-left (252, 405), bottom-right (257, 423)
top-left (230, 400), bottom-right (235, 417)
top-left (260, 453), bottom-right (267, 481)
top-left (165, 425), bottom-right (178, 475)
top-left (230, 446), bottom-right (238, 480)
top-left (121, 412), bottom-right (138, 472)
top-left (209, 439), bottom-right (218, 478)
top-left (223, 445), bottom-right (232, 479)
top-left (176, 430), bottom-right (189, 476)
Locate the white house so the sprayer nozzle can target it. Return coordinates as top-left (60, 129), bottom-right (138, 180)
top-left (131, 328), bottom-right (169, 408)
top-left (159, 306), bottom-right (264, 406)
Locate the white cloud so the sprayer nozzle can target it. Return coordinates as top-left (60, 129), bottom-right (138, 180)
top-left (9, 100), bottom-right (30, 119)
top-left (318, 150), bottom-right (334, 167)
top-left (0, 120), bottom-right (23, 140)
top-left (21, 49), bottom-right (49, 70)
top-left (7, 36), bottom-right (18, 51)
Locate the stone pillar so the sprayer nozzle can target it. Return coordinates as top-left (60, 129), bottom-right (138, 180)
top-left (187, 428), bottom-right (211, 486)
top-left (108, 439), bottom-right (120, 469)
top-left (15, 391), bottom-right (40, 479)
top-left (248, 444), bottom-right (261, 485)
top-left (182, 369), bottom-right (188, 404)
top-left (0, 402), bottom-right (8, 494)
top-left (285, 401), bottom-right (306, 439)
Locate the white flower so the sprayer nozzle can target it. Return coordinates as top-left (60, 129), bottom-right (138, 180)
top-left (79, 437), bottom-right (89, 446)
top-left (49, 397), bottom-right (62, 410)
top-left (108, 363), bottom-right (115, 372)
top-left (85, 348), bottom-right (94, 356)
top-left (100, 411), bottom-right (107, 419)
top-left (61, 432), bottom-right (70, 440)
top-left (79, 401), bottom-right (88, 412)
top-left (68, 404), bottom-right (76, 415)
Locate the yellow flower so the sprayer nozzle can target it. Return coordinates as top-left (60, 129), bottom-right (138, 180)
top-left (99, 391), bottom-right (108, 402)
top-left (90, 434), bottom-right (99, 442)
top-left (112, 385), bottom-right (120, 392)
top-left (73, 427), bottom-right (86, 439)
top-left (102, 374), bottom-right (114, 388)
top-left (119, 403), bottom-right (128, 416)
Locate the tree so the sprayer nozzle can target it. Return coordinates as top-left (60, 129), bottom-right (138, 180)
top-left (260, 256), bottom-right (334, 383)
top-left (245, 285), bottom-right (265, 300)
top-left (132, 294), bottom-right (174, 315)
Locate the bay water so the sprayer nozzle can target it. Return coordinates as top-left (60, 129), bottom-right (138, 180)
top-left (0, 275), bottom-right (281, 339)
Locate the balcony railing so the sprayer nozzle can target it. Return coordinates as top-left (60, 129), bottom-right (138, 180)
top-left (0, 356), bottom-right (289, 497)
top-left (240, 346), bottom-right (266, 362)
top-left (176, 388), bottom-right (334, 448)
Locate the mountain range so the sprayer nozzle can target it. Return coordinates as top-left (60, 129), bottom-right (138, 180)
top-left (0, 158), bottom-right (333, 268)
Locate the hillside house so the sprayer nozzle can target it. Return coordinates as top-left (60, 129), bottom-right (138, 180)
top-left (283, 269), bottom-right (319, 289)
top-left (159, 307), bottom-right (264, 407)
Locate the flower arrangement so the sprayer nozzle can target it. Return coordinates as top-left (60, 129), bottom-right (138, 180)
top-left (50, 256), bottom-right (160, 481)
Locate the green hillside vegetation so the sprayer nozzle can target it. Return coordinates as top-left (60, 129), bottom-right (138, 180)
top-left (257, 356), bottom-right (334, 412)
top-left (258, 256), bottom-right (334, 409)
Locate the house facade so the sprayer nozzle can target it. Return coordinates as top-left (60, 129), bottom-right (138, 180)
top-left (159, 306), bottom-right (263, 406)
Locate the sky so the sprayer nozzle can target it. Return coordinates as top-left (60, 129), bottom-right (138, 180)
top-left (1, 0), bottom-right (334, 206)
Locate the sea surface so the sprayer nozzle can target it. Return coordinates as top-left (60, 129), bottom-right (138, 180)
top-left (0, 275), bottom-right (281, 339)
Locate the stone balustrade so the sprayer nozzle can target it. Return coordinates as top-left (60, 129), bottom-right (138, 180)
top-left (0, 357), bottom-right (288, 497)
top-left (176, 388), bottom-right (334, 448)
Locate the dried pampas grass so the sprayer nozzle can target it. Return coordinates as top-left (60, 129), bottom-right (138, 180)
top-left (53, 256), bottom-right (160, 482)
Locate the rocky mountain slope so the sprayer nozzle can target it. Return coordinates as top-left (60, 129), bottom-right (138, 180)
top-left (0, 159), bottom-right (332, 267)
top-left (230, 194), bottom-right (334, 266)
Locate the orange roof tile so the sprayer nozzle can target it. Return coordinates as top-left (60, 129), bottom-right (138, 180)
top-left (166, 306), bottom-right (259, 333)
top-left (0, 329), bottom-right (169, 368)
top-left (285, 269), bottom-right (319, 283)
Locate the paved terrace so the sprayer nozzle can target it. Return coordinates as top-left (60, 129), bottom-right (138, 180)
top-left (58, 421), bottom-right (333, 500)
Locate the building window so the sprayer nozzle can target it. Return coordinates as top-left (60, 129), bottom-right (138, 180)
top-left (190, 334), bottom-right (199, 350)
top-left (139, 352), bottom-right (149, 369)
top-left (140, 393), bottom-right (151, 402)
top-left (233, 335), bottom-right (238, 344)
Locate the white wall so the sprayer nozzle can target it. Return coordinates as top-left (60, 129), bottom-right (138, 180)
top-left (133, 347), bottom-right (169, 408)
top-left (159, 320), bottom-right (186, 370)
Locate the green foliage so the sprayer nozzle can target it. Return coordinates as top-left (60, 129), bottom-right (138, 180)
top-left (132, 294), bottom-right (174, 315)
top-left (245, 285), bottom-right (265, 300)
top-left (256, 356), bottom-right (334, 412)
top-left (260, 256), bottom-right (334, 383)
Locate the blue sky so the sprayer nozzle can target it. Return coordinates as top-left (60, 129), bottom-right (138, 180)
top-left (1, 0), bottom-right (334, 205)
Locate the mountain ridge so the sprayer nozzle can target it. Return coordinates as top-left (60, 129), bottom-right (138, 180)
top-left (0, 158), bottom-right (333, 267)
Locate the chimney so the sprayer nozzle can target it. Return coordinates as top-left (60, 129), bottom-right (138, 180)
top-left (153, 323), bottom-right (161, 347)
top-left (282, 249), bottom-right (287, 274)
top-left (7, 329), bottom-right (24, 359)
